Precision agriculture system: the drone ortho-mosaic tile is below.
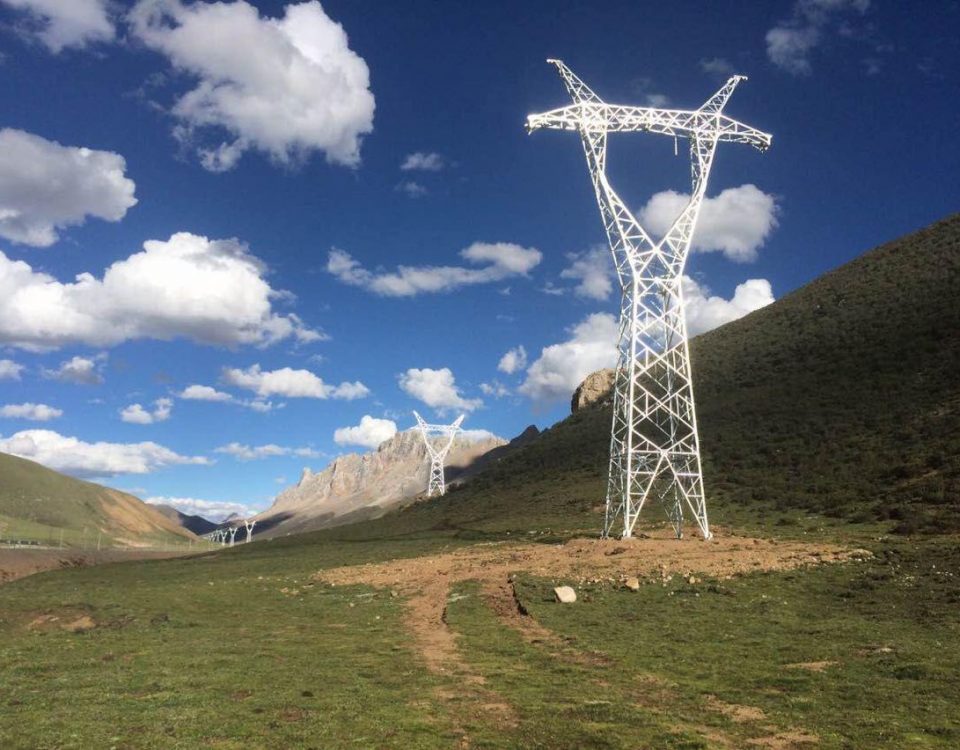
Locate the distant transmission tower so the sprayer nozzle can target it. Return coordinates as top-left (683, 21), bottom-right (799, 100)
top-left (413, 411), bottom-right (465, 497)
top-left (527, 59), bottom-right (771, 540)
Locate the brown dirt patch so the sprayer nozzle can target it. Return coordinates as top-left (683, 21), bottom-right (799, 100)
top-left (316, 533), bottom-right (848, 746)
top-left (748, 730), bottom-right (820, 749)
top-left (706, 695), bottom-right (767, 723)
top-left (316, 533), bottom-right (852, 674)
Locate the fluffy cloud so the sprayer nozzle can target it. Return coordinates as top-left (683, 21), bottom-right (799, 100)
top-left (399, 367), bottom-right (482, 413)
top-left (43, 355), bottom-right (106, 385)
top-left (145, 495), bottom-right (252, 522)
top-left (120, 398), bottom-right (173, 425)
top-left (0, 129), bottom-right (136, 247)
top-left (683, 276), bottom-right (775, 336)
top-left (396, 181), bottom-right (427, 198)
top-left (0, 359), bottom-right (24, 380)
top-left (0, 403), bottom-right (62, 421)
top-left (766, 0), bottom-right (870, 75)
top-left (179, 384), bottom-right (232, 402)
top-left (639, 185), bottom-right (779, 263)
top-left (129, 0), bottom-right (374, 171)
top-left (177, 383), bottom-right (275, 411)
top-left (518, 314), bottom-right (619, 404)
top-left (479, 381), bottom-right (510, 398)
top-left (334, 415), bottom-right (398, 449)
top-left (222, 364), bottom-right (367, 400)
top-left (0, 429), bottom-right (209, 477)
top-left (327, 242), bottom-right (542, 297)
top-left (497, 346), bottom-right (527, 374)
top-left (215, 442), bottom-right (323, 461)
top-left (1, 0), bottom-right (114, 52)
top-left (400, 152), bottom-right (444, 171)
top-left (0, 232), bottom-right (319, 351)
top-left (518, 277), bottom-right (775, 403)
top-left (560, 246), bottom-right (613, 300)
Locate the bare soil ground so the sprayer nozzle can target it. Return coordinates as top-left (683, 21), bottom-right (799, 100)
top-left (0, 548), bottom-right (189, 585)
top-left (316, 532), bottom-right (858, 748)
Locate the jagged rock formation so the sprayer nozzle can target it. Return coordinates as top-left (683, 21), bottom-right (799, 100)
top-left (254, 429), bottom-right (506, 537)
top-left (571, 369), bottom-right (615, 413)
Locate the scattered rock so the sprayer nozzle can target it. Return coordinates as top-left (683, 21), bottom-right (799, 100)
top-left (623, 577), bottom-right (640, 591)
top-left (63, 615), bottom-right (96, 633)
top-left (554, 586), bottom-right (577, 604)
top-left (849, 548), bottom-right (874, 559)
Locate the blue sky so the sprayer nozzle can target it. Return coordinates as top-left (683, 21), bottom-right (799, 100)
top-left (0, 0), bottom-right (957, 519)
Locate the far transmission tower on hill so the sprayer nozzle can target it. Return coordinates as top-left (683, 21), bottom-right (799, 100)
top-left (527, 59), bottom-right (772, 540)
top-left (413, 411), bottom-right (464, 497)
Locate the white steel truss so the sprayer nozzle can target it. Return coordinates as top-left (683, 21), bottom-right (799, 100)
top-left (527, 59), bottom-right (771, 540)
top-left (413, 411), bottom-right (465, 497)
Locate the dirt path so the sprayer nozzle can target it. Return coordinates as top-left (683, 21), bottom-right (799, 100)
top-left (0, 548), bottom-right (190, 585)
top-left (316, 532), bottom-right (857, 747)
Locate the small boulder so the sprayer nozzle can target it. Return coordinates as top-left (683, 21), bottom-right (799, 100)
top-left (623, 577), bottom-right (641, 591)
top-left (554, 586), bottom-right (577, 604)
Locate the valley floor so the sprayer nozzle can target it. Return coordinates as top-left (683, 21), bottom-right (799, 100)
top-left (0, 547), bottom-right (192, 585)
top-left (0, 526), bottom-right (957, 749)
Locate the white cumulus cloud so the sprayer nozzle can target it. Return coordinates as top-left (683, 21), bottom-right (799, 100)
top-left (560, 246), bottom-right (613, 300)
top-left (639, 185), bottom-right (779, 263)
top-left (0, 128), bottom-right (136, 247)
top-left (120, 398), bottom-right (173, 425)
top-left (43, 354), bottom-right (107, 384)
top-left (334, 415), bottom-right (398, 449)
top-left (179, 384), bottom-right (232, 402)
top-left (0, 232), bottom-right (319, 351)
top-left (327, 242), bottom-right (542, 297)
top-left (683, 276), bottom-right (775, 336)
top-left (0, 359), bottom-right (24, 380)
top-left (1, 0), bottom-right (114, 52)
top-left (400, 152), bottom-right (444, 171)
top-left (399, 367), bottom-right (481, 414)
top-left (497, 346), bottom-right (527, 374)
top-left (518, 277), bottom-right (775, 404)
top-left (145, 495), bottom-right (252, 522)
top-left (129, 0), bottom-right (374, 172)
top-left (0, 403), bottom-right (62, 421)
top-left (0, 429), bottom-right (209, 477)
top-left (766, 0), bottom-right (871, 75)
top-left (222, 364), bottom-right (367, 400)
top-left (518, 313), bottom-right (619, 405)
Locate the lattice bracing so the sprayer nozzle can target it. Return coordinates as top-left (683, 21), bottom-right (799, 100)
top-left (527, 59), bottom-right (771, 540)
top-left (413, 411), bottom-right (465, 497)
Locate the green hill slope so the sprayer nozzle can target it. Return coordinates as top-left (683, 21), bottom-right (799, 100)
top-left (319, 213), bottom-right (959, 541)
top-left (0, 452), bottom-right (197, 548)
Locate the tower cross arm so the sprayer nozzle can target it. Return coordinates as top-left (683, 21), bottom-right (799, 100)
top-left (527, 104), bottom-right (771, 151)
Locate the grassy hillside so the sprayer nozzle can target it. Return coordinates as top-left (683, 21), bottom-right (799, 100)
top-left (0, 452), bottom-right (197, 548)
top-left (325, 214), bottom-right (959, 541)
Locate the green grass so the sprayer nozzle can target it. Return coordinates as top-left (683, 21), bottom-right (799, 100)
top-left (496, 538), bottom-right (960, 748)
top-left (0, 537), bottom-right (472, 749)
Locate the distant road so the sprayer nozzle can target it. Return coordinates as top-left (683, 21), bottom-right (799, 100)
top-left (0, 548), bottom-right (195, 585)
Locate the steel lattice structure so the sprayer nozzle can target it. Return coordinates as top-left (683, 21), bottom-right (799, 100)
top-left (413, 411), bottom-right (465, 497)
top-left (527, 60), bottom-right (771, 540)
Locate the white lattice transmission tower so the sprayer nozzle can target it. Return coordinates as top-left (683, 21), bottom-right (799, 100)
top-left (413, 411), bottom-right (465, 497)
top-left (527, 59), bottom-right (771, 540)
